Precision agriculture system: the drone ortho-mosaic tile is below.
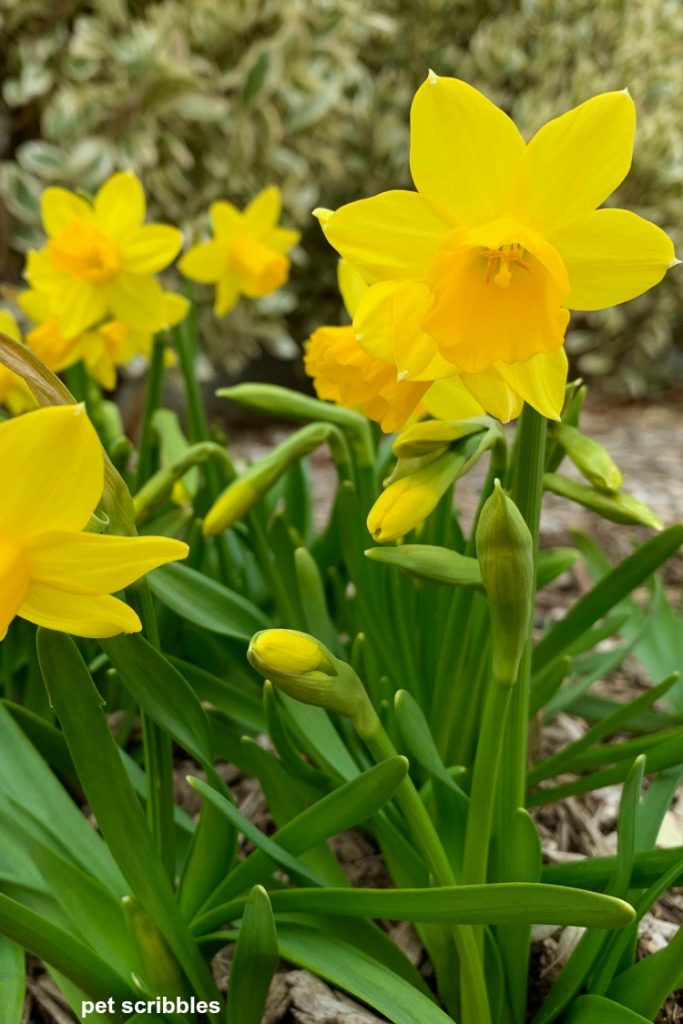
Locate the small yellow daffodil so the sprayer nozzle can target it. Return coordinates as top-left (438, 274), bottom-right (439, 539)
top-left (0, 404), bottom-right (188, 639)
top-left (318, 74), bottom-right (677, 421)
top-left (179, 187), bottom-right (300, 315)
top-left (25, 172), bottom-right (185, 339)
top-left (0, 311), bottom-right (37, 413)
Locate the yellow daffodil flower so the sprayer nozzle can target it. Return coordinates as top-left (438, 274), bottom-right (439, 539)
top-left (0, 404), bottom-right (188, 639)
top-left (318, 73), bottom-right (677, 421)
top-left (25, 172), bottom-right (185, 339)
top-left (179, 186), bottom-right (300, 315)
top-left (0, 311), bottom-right (37, 413)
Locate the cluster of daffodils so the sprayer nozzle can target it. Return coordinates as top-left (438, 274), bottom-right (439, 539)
top-left (306, 73), bottom-right (677, 428)
top-left (0, 179), bottom-right (298, 405)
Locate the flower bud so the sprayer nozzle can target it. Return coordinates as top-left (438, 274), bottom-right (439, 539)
top-left (203, 423), bottom-right (334, 535)
top-left (368, 449), bottom-right (463, 542)
top-left (248, 628), bottom-right (379, 737)
top-left (552, 423), bottom-right (622, 493)
top-left (392, 417), bottom-right (490, 459)
top-left (543, 473), bottom-right (662, 530)
top-left (476, 481), bottom-right (534, 687)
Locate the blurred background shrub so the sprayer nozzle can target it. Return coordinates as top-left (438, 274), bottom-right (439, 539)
top-left (1, 0), bottom-right (681, 396)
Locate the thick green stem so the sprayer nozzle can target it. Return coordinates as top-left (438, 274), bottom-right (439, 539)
top-left (366, 721), bottom-right (492, 1024)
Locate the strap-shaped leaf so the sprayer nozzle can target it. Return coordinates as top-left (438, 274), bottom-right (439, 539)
top-left (148, 562), bottom-right (269, 639)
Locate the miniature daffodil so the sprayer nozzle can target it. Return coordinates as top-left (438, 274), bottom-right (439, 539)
top-left (318, 74), bottom-right (677, 421)
top-left (25, 172), bottom-right (185, 339)
top-left (0, 404), bottom-right (188, 639)
top-left (179, 187), bottom-right (300, 315)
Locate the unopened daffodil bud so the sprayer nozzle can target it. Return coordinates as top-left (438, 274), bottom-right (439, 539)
top-left (392, 417), bottom-right (490, 459)
top-left (248, 628), bottom-right (379, 737)
top-left (544, 473), bottom-right (662, 530)
top-left (476, 481), bottom-right (534, 687)
top-left (203, 422), bottom-right (334, 535)
top-left (552, 423), bottom-right (622, 493)
top-left (368, 449), bottom-right (464, 542)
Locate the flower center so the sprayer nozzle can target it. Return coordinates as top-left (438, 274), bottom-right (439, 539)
top-left (230, 235), bottom-right (289, 296)
top-left (0, 533), bottom-right (30, 638)
top-left (481, 243), bottom-right (530, 288)
top-left (48, 221), bottom-right (121, 283)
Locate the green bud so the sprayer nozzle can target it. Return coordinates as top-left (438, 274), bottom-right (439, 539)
top-left (392, 417), bottom-right (490, 459)
top-left (543, 473), bottom-right (662, 530)
top-left (552, 423), bottom-right (622, 493)
top-left (248, 629), bottom-right (379, 737)
top-left (365, 543), bottom-right (483, 589)
top-left (204, 423), bottom-right (335, 535)
top-left (476, 481), bottom-right (534, 687)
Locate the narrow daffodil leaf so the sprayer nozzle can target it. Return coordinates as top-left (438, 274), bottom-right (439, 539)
top-left (148, 562), bottom-right (270, 640)
top-left (544, 472), bottom-right (662, 529)
top-left (562, 995), bottom-right (650, 1024)
top-left (0, 936), bottom-right (24, 1024)
top-left (227, 887), bottom-right (278, 1024)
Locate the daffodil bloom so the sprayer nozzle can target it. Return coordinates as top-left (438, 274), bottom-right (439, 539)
top-left (179, 187), bottom-right (300, 315)
top-left (0, 404), bottom-right (188, 639)
top-left (19, 288), bottom-right (187, 391)
top-left (25, 172), bottom-right (185, 339)
top-left (367, 449), bottom-right (465, 542)
top-left (318, 74), bottom-right (677, 421)
top-left (0, 311), bottom-right (37, 413)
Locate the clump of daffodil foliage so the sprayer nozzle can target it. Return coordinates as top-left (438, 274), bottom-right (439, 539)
top-left (1, 0), bottom-right (682, 389)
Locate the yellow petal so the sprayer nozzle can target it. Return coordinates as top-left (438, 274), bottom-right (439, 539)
top-left (18, 288), bottom-right (52, 324)
top-left (179, 241), bottom-right (226, 283)
top-left (551, 208), bottom-right (677, 311)
top-left (0, 405), bottom-right (103, 539)
top-left (354, 279), bottom-right (456, 380)
top-left (120, 224), bottom-right (183, 274)
top-left (57, 279), bottom-right (109, 338)
top-left (494, 348), bottom-right (568, 420)
top-left (459, 369), bottom-right (523, 423)
top-left (25, 249), bottom-right (67, 294)
top-left (323, 191), bottom-right (449, 281)
top-left (0, 310), bottom-right (21, 342)
top-left (162, 291), bottom-right (190, 327)
top-left (0, 535), bottom-right (30, 638)
top-left (243, 186), bottom-right (281, 236)
top-left (27, 531), bottom-right (188, 595)
top-left (215, 275), bottom-right (240, 315)
top-left (210, 201), bottom-right (241, 240)
top-left (41, 188), bottom-right (93, 237)
top-left (267, 227), bottom-right (301, 254)
top-left (423, 376), bottom-right (487, 421)
top-left (410, 73), bottom-right (525, 226)
top-left (94, 172), bottom-right (145, 237)
top-left (107, 273), bottom-right (170, 333)
top-left (514, 91), bottom-right (636, 234)
top-left (337, 260), bottom-right (367, 318)
top-left (19, 584), bottom-right (141, 638)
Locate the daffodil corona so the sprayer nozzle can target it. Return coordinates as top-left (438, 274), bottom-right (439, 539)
top-left (316, 74), bottom-right (677, 423)
top-left (180, 187), bottom-right (300, 315)
top-left (25, 172), bottom-right (186, 339)
top-left (0, 405), bottom-right (188, 639)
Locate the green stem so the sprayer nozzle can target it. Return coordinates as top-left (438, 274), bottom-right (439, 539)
top-left (367, 721), bottom-right (491, 1024)
top-left (135, 334), bottom-right (166, 489)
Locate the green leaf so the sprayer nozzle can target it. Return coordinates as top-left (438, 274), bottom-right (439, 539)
top-left (0, 936), bottom-right (24, 1024)
top-left (533, 525), bottom-right (683, 674)
top-left (541, 846), bottom-right (683, 891)
top-left (276, 922), bottom-right (454, 1024)
top-left (543, 473), bottom-right (661, 529)
top-left (36, 630), bottom-right (218, 1006)
top-left (536, 547), bottom-right (579, 589)
top-left (100, 634), bottom-right (214, 767)
top-left (365, 544), bottom-right (483, 588)
top-left (170, 656), bottom-right (264, 734)
top-left (606, 924), bottom-right (683, 1018)
top-left (563, 994), bottom-right (650, 1024)
top-left (149, 562), bottom-right (270, 640)
top-left (227, 887), bottom-right (278, 1024)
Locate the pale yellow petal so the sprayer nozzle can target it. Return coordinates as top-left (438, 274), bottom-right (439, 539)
top-left (243, 186), bottom-right (281, 236)
top-left (210, 201), bottom-right (241, 240)
top-left (162, 291), bottom-right (190, 327)
top-left (94, 172), bottom-right (145, 237)
top-left (107, 273), bottom-right (170, 333)
top-left (17, 288), bottom-right (52, 325)
top-left (422, 376), bottom-right (486, 420)
top-left (179, 241), bottom-right (227, 283)
top-left (494, 348), bottom-right (568, 420)
top-left (323, 191), bottom-right (449, 281)
top-left (41, 188), bottom-right (93, 238)
top-left (267, 227), bottom-right (301, 254)
top-left (27, 531), bottom-right (188, 595)
top-left (460, 368), bottom-right (523, 423)
top-left (215, 275), bottom-right (240, 316)
top-left (410, 73), bottom-right (525, 225)
top-left (57, 280), bottom-right (109, 338)
top-left (552, 208), bottom-right (676, 311)
top-left (337, 260), bottom-right (368, 318)
top-left (0, 405), bottom-right (103, 539)
top-left (0, 536), bottom-right (30, 638)
top-left (514, 91), bottom-right (636, 233)
top-left (0, 310), bottom-right (21, 342)
top-left (120, 224), bottom-right (183, 274)
top-left (19, 585), bottom-right (141, 638)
